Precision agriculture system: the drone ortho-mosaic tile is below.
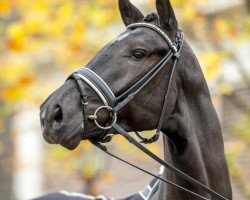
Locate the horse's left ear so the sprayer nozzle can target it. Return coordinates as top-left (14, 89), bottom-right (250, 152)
top-left (119, 0), bottom-right (144, 26)
top-left (156, 0), bottom-right (178, 32)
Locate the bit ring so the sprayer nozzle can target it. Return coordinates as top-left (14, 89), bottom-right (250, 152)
top-left (94, 106), bottom-right (117, 130)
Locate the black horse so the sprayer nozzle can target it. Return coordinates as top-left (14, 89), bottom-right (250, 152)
top-left (38, 0), bottom-right (232, 199)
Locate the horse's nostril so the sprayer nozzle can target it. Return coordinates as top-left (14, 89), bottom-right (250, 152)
top-left (53, 106), bottom-right (63, 123)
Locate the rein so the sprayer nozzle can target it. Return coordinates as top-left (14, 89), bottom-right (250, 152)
top-left (68, 23), bottom-right (228, 200)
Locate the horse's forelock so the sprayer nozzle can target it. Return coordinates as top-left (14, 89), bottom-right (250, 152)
top-left (144, 13), bottom-right (159, 22)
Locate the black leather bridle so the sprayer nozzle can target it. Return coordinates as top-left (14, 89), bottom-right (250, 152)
top-left (68, 23), bottom-right (228, 200)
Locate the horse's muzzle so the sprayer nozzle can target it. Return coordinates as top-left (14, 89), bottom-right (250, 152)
top-left (39, 80), bottom-right (85, 150)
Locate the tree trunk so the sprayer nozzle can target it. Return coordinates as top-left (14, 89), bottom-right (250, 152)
top-left (0, 116), bottom-right (14, 200)
top-left (246, 0), bottom-right (250, 13)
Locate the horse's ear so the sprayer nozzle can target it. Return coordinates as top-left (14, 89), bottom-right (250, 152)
top-left (118, 0), bottom-right (144, 26)
top-left (156, 0), bottom-right (178, 32)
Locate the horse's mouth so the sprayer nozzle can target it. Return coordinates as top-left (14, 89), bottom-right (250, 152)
top-left (59, 123), bottom-right (84, 150)
top-left (42, 122), bottom-right (84, 150)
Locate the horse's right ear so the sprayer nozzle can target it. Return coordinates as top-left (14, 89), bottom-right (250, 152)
top-left (119, 0), bottom-right (144, 26)
top-left (156, 0), bottom-right (178, 33)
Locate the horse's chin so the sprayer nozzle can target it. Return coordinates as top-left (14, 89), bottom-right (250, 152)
top-left (60, 139), bottom-right (81, 150)
top-left (60, 131), bottom-right (82, 150)
top-left (62, 124), bottom-right (84, 150)
top-left (44, 122), bottom-right (84, 150)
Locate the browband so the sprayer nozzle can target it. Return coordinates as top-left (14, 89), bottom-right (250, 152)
top-left (127, 22), bottom-right (178, 54)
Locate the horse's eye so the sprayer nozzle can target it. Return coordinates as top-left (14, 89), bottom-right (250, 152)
top-left (132, 49), bottom-right (146, 61)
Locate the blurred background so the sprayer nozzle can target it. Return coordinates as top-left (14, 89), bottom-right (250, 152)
top-left (0, 0), bottom-right (249, 199)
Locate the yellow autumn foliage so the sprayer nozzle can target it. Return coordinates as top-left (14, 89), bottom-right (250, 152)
top-left (0, 0), bottom-right (11, 17)
top-left (218, 83), bottom-right (233, 95)
top-left (1, 0), bottom-right (247, 104)
top-left (200, 52), bottom-right (227, 80)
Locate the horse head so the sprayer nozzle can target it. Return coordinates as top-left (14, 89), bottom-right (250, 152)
top-left (40, 0), bottom-right (181, 150)
top-left (39, 0), bottom-right (232, 199)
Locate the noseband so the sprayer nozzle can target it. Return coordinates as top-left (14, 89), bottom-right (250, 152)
top-left (68, 23), bottom-right (228, 200)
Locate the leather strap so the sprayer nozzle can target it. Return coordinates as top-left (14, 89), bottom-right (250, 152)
top-left (69, 73), bottom-right (88, 105)
top-left (76, 68), bottom-right (117, 107)
top-left (116, 51), bottom-right (173, 101)
top-left (114, 51), bottom-right (174, 113)
top-left (110, 123), bottom-right (228, 200)
top-left (156, 30), bottom-right (185, 133)
top-left (91, 139), bottom-right (210, 200)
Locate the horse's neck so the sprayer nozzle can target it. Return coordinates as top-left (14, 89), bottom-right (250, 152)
top-left (155, 56), bottom-right (232, 199)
